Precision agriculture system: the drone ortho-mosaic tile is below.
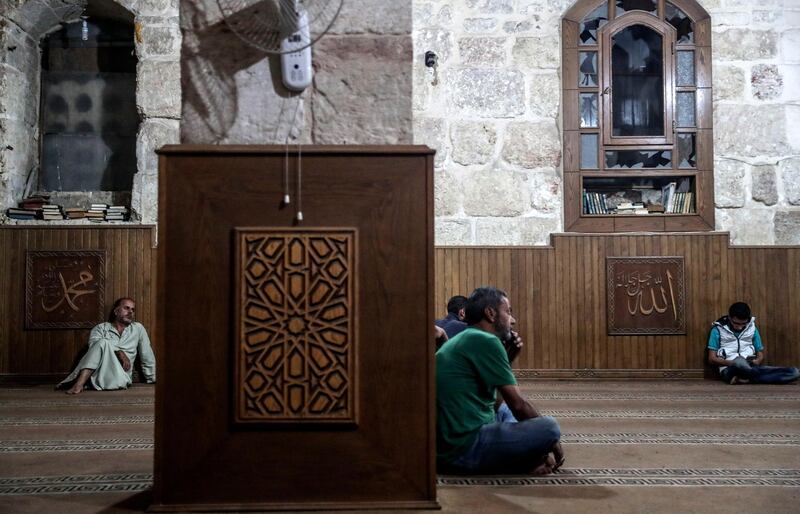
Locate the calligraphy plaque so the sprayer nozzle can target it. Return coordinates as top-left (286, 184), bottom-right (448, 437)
top-left (234, 228), bottom-right (357, 425)
top-left (25, 251), bottom-right (106, 329)
top-left (606, 256), bottom-right (685, 335)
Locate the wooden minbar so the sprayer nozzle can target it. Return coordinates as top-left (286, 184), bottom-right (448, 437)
top-left (152, 145), bottom-right (438, 511)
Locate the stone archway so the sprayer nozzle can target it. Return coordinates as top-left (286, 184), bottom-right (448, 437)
top-left (0, 0), bottom-right (180, 224)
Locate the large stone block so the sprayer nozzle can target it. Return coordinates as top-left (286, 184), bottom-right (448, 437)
top-left (458, 37), bottom-right (506, 66)
top-left (463, 168), bottom-right (528, 217)
top-left (6, 0), bottom-right (61, 38)
top-left (414, 117), bottom-right (447, 168)
top-left (715, 208), bottom-right (774, 245)
top-left (529, 72), bottom-right (559, 119)
top-left (750, 64), bottom-right (782, 101)
top-left (787, 105), bottom-right (800, 153)
top-left (463, 18), bottom-right (497, 33)
top-left (329, 0), bottom-right (410, 35)
top-left (0, 65), bottom-right (37, 124)
top-left (137, 59), bottom-right (181, 119)
top-left (780, 157), bottom-right (800, 206)
top-left (435, 218), bottom-right (472, 245)
top-left (774, 211), bottom-right (800, 245)
top-left (779, 65), bottom-right (800, 102)
top-left (713, 29), bottom-right (777, 61)
top-left (712, 64), bottom-right (744, 102)
top-left (137, 117), bottom-right (179, 174)
top-left (130, 170), bottom-right (158, 225)
top-left (502, 121), bottom-right (561, 169)
top-left (466, 0), bottom-right (514, 15)
top-left (528, 170), bottom-right (561, 214)
top-left (714, 104), bottom-right (790, 158)
top-left (434, 169), bottom-right (462, 216)
top-left (133, 0), bottom-right (179, 17)
top-left (0, 118), bottom-right (36, 211)
top-left (475, 216), bottom-right (559, 245)
top-left (781, 29), bottom-right (800, 64)
top-left (448, 68), bottom-right (525, 117)
top-left (450, 120), bottom-right (497, 166)
top-left (0, 18), bottom-right (40, 74)
top-left (311, 35), bottom-right (412, 144)
top-left (511, 37), bottom-right (559, 69)
top-left (136, 22), bottom-right (181, 59)
top-left (714, 158), bottom-right (746, 208)
top-left (414, 28), bottom-right (454, 64)
top-left (751, 165), bottom-right (777, 206)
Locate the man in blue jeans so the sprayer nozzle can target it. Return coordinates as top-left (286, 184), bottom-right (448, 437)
top-left (707, 302), bottom-right (800, 385)
top-left (436, 287), bottom-right (564, 474)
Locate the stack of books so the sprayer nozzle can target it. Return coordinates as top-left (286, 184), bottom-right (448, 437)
top-left (616, 202), bottom-right (646, 215)
top-left (19, 195), bottom-right (50, 211)
top-left (86, 204), bottom-right (108, 222)
top-left (5, 207), bottom-right (37, 220)
top-left (41, 204), bottom-right (65, 220)
top-left (105, 205), bottom-right (128, 221)
top-left (65, 208), bottom-right (86, 219)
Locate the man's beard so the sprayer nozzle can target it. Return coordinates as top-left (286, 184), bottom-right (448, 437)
top-left (493, 318), bottom-right (511, 341)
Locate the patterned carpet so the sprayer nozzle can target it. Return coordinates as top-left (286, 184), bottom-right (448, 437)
top-left (1, 381), bottom-right (798, 513)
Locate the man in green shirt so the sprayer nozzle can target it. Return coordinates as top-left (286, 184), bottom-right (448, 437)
top-left (436, 287), bottom-right (563, 474)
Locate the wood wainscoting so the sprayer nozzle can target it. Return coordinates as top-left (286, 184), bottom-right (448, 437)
top-left (0, 226), bottom-right (157, 381)
top-left (435, 233), bottom-right (800, 379)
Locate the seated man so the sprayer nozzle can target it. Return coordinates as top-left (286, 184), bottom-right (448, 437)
top-left (707, 302), bottom-right (799, 385)
top-left (435, 295), bottom-right (468, 340)
top-left (57, 297), bottom-right (156, 394)
top-left (436, 286), bottom-right (564, 474)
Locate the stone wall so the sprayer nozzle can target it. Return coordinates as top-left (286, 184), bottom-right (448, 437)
top-left (0, 0), bottom-right (181, 225)
top-left (413, 0), bottom-right (800, 245)
top-left (180, 1), bottom-right (412, 146)
top-left (710, 0), bottom-right (800, 245)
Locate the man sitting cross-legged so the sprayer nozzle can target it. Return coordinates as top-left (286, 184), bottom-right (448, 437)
top-left (708, 301), bottom-right (799, 385)
top-left (436, 286), bottom-right (564, 475)
top-left (57, 297), bottom-right (156, 394)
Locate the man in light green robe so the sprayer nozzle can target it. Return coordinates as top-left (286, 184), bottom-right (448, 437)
top-left (58, 298), bottom-right (156, 394)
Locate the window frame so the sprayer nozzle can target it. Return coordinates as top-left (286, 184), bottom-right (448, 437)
top-left (562, 0), bottom-right (714, 233)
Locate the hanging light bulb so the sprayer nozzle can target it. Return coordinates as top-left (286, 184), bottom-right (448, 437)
top-left (81, 16), bottom-right (89, 41)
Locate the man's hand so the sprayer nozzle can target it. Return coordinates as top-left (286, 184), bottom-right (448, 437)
top-left (115, 350), bottom-right (131, 372)
top-left (505, 330), bottom-right (523, 363)
top-left (435, 326), bottom-right (448, 350)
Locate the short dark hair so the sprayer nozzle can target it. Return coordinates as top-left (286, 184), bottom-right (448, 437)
top-left (728, 302), bottom-right (751, 320)
top-left (108, 297), bottom-right (135, 322)
top-left (446, 295), bottom-right (468, 315)
top-left (464, 287), bottom-right (507, 325)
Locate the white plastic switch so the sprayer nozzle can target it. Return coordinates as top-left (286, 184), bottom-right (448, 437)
top-left (280, 10), bottom-right (312, 91)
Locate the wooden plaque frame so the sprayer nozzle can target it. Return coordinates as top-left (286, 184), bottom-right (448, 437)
top-left (25, 250), bottom-right (106, 329)
top-left (606, 256), bottom-right (685, 335)
top-left (233, 228), bottom-right (358, 425)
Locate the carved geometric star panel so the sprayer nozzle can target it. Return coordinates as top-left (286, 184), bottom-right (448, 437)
top-left (234, 228), bottom-right (358, 424)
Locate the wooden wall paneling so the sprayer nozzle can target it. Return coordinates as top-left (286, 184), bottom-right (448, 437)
top-left (432, 237), bottom-right (800, 376)
top-left (591, 236), bottom-right (603, 368)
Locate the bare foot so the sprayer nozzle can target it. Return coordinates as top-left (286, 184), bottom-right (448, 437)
top-left (552, 441), bottom-right (566, 471)
top-left (65, 384), bottom-right (84, 395)
top-left (530, 454), bottom-right (556, 476)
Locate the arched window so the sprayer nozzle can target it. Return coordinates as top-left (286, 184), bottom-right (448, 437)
top-left (39, 5), bottom-right (138, 197)
top-left (563, 0), bottom-right (712, 232)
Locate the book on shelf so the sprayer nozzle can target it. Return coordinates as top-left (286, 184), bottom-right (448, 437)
top-left (6, 207), bottom-right (37, 219)
top-left (661, 182), bottom-right (676, 213)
